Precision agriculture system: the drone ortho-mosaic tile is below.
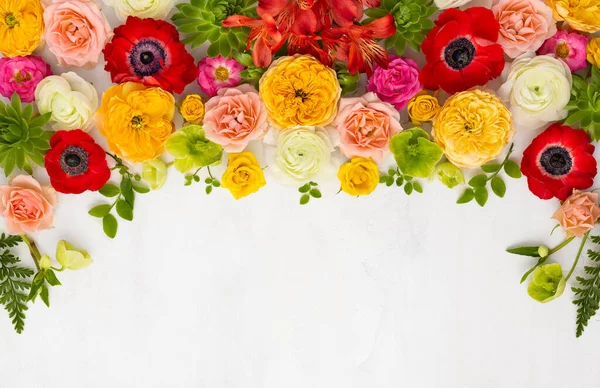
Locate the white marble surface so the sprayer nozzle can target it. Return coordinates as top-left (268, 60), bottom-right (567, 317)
top-left (1, 3), bottom-right (600, 388)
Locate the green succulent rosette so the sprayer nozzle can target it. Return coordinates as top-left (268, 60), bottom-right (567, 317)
top-left (172, 0), bottom-right (257, 57)
top-left (335, 63), bottom-right (360, 96)
top-left (527, 263), bottom-right (566, 303)
top-left (166, 125), bottom-right (223, 173)
top-left (364, 0), bottom-right (437, 54)
top-left (389, 128), bottom-right (443, 178)
top-left (0, 94), bottom-right (52, 176)
top-left (565, 66), bottom-right (600, 141)
top-left (233, 53), bottom-right (266, 89)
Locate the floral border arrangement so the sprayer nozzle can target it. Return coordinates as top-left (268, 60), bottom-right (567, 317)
top-left (0, 0), bottom-right (599, 336)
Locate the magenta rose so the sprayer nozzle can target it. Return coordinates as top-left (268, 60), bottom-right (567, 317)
top-left (197, 55), bottom-right (244, 97)
top-left (366, 56), bottom-right (421, 111)
top-left (0, 56), bottom-right (52, 103)
top-left (537, 30), bottom-right (590, 72)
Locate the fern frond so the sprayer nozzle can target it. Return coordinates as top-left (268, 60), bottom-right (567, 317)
top-left (572, 248), bottom-right (600, 337)
top-left (0, 239), bottom-right (32, 334)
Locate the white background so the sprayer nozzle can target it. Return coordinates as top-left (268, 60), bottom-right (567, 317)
top-left (1, 2), bottom-right (600, 388)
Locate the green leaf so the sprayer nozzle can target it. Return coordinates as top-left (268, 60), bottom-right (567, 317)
top-left (573, 246), bottom-right (600, 337)
top-left (490, 176), bottom-right (506, 198)
top-left (457, 188), bottom-right (474, 204)
top-left (102, 214), bottom-right (118, 239)
top-left (474, 187), bottom-right (488, 207)
top-left (40, 285), bottom-right (49, 308)
top-left (99, 184), bottom-right (120, 197)
top-left (0, 239), bottom-right (32, 333)
top-left (413, 182), bottom-right (423, 193)
top-left (120, 178), bottom-right (133, 195)
top-left (88, 204), bottom-right (112, 218)
top-left (116, 200), bottom-right (134, 221)
top-left (481, 164), bottom-right (501, 173)
top-left (300, 194), bottom-right (310, 205)
top-left (309, 189), bottom-right (322, 199)
top-left (468, 174), bottom-right (488, 188)
top-left (298, 184), bottom-right (310, 193)
top-left (506, 246), bottom-right (540, 257)
top-left (504, 160), bottom-right (522, 179)
top-left (44, 270), bottom-right (61, 287)
top-left (404, 182), bottom-right (413, 195)
top-left (206, 185), bottom-right (213, 195)
top-left (132, 184), bottom-right (150, 194)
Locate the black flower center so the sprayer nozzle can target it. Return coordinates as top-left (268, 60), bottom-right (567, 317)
top-left (129, 40), bottom-right (166, 77)
top-left (444, 38), bottom-right (476, 71)
top-left (540, 146), bottom-right (573, 176)
top-left (295, 89), bottom-right (309, 102)
top-left (60, 146), bottom-right (89, 177)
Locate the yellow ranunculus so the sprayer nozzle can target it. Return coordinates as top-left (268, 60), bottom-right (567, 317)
top-left (407, 92), bottom-right (441, 125)
top-left (587, 37), bottom-right (600, 68)
top-left (546, 0), bottom-right (600, 33)
top-left (180, 94), bottom-right (205, 124)
top-left (259, 54), bottom-right (341, 129)
top-left (221, 152), bottom-right (266, 200)
top-left (337, 157), bottom-right (379, 196)
top-left (0, 0), bottom-right (44, 57)
top-left (95, 82), bottom-right (175, 163)
top-left (432, 89), bottom-right (514, 169)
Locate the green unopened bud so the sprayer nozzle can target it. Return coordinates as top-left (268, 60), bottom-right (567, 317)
top-left (39, 254), bottom-right (51, 270)
top-left (538, 246), bottom-right (549, 258)
top-left (56, 240), bottom-right (93, 271)
top-left (142, 158), bottom-right (168, 190)
top-left (335, 63), bottom-right (360, 96)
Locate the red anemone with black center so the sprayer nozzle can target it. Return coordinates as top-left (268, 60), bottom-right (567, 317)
top-left (521, 124), bottom-right (597, 201)
top-left (102, 16), bottom-right (197, 94)
top-left (44, 130), bottom-right (111, 194)
top-left (419, 7), bottom-right (505, 94)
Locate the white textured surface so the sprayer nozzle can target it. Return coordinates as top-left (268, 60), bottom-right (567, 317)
top-left (1, 3), bottom-right (600, 388)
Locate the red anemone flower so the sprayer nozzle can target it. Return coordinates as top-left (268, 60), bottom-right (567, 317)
top-left (44, 130), bottom-right (111, 195)
top-left (419, 7), bottom-right (505, 94)
top-left (521, 124), bottom-right (597, 201)
top-left (103, 17), bottom-right (196, 94)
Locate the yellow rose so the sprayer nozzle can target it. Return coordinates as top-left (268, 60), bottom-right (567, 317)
top-left (432, 89), bottom-right (514, 169)
top-left (180, 94), bottom-right (205, 124)
top-left (546, 0), bottom-right (600, 33)
top-left (221, 152), bottom-right (266, 199)
top-left (0, 0), bottom-right (44, 57)
top-left (259, 54), bottom-right (341, 129)
top-left (95, 82), bottom-right (175, 163)
top-left (587, 37), bottom-right (600, 68)
top-left (407, 93), bottom-right (441, 125)
top-left (337, 157), bottom-right (379, 196)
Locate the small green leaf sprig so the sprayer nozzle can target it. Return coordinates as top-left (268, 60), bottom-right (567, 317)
top-left (89, 153), bottom-right (150, 239)
top-left (21, 235), bottom-right (60, 309)
top-left (184, 166), bottom-right (221, 195)
top-left (299, 182), bottom-right (322, 205)
top-left (378, 168), bottom-right (423, 195)
top-left (457, 143), bottom-right (521, 206)
top-left (0, 234), bottom-right (32, 334)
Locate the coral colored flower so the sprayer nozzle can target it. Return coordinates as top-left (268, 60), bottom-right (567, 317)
top-left (259, 55), bottom-right (341, 129)
top-left (103, 17), bottom-right (196, 94)
top-left (588, 37), bottom-right (600, 68)
top-left (197, 55), bottom-right (244, 97)
top-left (366, 56), bottom-right (422, 110)
top-left (104, 0), bottom-right (175, 21)
top-left (419, 8), bottom-right (505, 94)
top-left (0, 56), bottom-right (51, 103)
top-left (337, 157), bottom-right (379, 196)
top-left (521, 124), bottom-right (596, 201)
top-left (433, 89), bottom-right (514, 169)
top-left (0, 175), bottom-right (57, 235)
top-left (43, 0), bottom-right (112, 68)
top-left (493, 0), bottom-right (556, 58)
top-left (537, 30), bottom-right (590, 72)
top-left (95, 82), bottom-right (175, 163)
top-left (203, 85), bottom-right (268, 153)
top-left (180, 94), bottom-right (205, 124)
top-left (0, 0), bottom-right (44, 57)
top-left (546, 0), bottom-right (600, 33)
top-left (221, 152), bottom-right (266, 200)
top-left (44, 130), bottom-right (110, 194)
top-left (333, 92), bottom-right (402, 164)
top-left (552, 191), bottom-right (600, 237)
top-left (407, 92), bottom-right (440, 126)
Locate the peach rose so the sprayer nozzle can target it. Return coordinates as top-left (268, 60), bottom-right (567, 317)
top-left (44, 0), bottom-right (112, 68)
top-left (552, 191), bottom-right (600, 237)
top-left (0, 175), bottom-right (57, 235)
top-left (332, 92), bottom-right (402, 164)
top-left (493, 0), bottom-right (556, 58)
top-left (203, 84), bottom-right (268, 153)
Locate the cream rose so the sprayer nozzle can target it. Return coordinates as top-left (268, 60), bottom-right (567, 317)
top-left (35, 72), bottom-right (98, 131)
top-left (497, 54), bottom-right (572, 130)
top-left (264, 126), bottom-right (339, 185)
top-left (103, 0), bottom-right (175, 21)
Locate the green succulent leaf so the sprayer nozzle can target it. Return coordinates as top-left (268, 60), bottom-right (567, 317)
top-left (565, 68), bottom-right (600, 141)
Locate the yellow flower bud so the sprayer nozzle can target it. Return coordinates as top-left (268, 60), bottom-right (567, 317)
top-left (56, 240), bottom-right (93, 271)
top-left (180, 94), bottom-right (205, 124)
top-left (39, 254), bottom-right (51, 270)
top-left (407, 93), bottom-right (441, 125)
top-left (587, 37), bottom-right (600, 68)
top-left (337, 157), bottom-right (379, 196)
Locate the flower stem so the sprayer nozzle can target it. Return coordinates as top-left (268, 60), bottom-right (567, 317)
top-left (488, 143), bottom-right (514, 181)
top-left (20, 235), bottom-right (40, 271)
top-left (565, 231), bottom-right (590, 282)
top-left (549, 236), bottom-right (576, 255)
top-left (207, 166), bottom-right (214, 180)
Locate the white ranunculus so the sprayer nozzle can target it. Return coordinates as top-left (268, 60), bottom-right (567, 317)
top-left (35, 72), bottom-right (98, 132)
top-left (498, 54), bottom-right (572, 130)
top-left (264, 126), bottom-right (340, 185)
top-left (434, 0), bottom-right (476, 9)
top-left (103, 0), bottom-right (175, 21)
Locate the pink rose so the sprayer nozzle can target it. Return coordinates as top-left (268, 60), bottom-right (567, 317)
top-left (203, 85), bottom-right (268, 152)
top-left (366, 56), bottom-right (422, 110)
top-left (0, 175), bottom-right (57, 235)
top-left (197, 55), bottom-right (244, 97)
top-left (0, 56), bottom-right (52, 103)
top-left (537, 30), bottom-right (590, 72)
top-left (493, 0), bottom-right (556, 58)
top-left (552, 191), bottom-right (600, 238)
top-left (44, 0), bottom-right (112, 68)
top-left (333, 92), bottom-right (402, 164)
